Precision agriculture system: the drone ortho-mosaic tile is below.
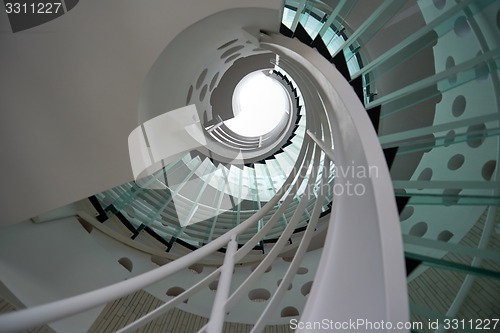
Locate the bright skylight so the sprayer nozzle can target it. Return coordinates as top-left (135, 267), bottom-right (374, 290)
top-left (224, 71), bottom-right (289, 137)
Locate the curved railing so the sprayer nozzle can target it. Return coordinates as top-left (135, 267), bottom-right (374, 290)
top-left (93, 68), bottom-right (330, 249)
top-left (261, 33), bottom-right (408, 331)
top-left (281, 0), bottom-right (500, 331)
top-left (2, 1), bottom-right (499, 332)
top-left (0, 12), bottom-right (409, 332)
top-left (0, 138), bottom-right (323, 332)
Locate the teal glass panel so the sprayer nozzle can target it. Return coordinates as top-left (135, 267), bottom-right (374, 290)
top-left (394, 190), bottom-right (500, 206)
top-left (370, 52), bottom-right (500, 116)
top-left (359, 0), bottom-right (496, 89)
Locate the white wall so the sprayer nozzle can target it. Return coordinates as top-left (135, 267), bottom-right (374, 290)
top-left (0, 213), bottom-right (323, 329)
top-left (89, 217), bottom-right (322, 325)
top-left (0, 0), bottom-right (281, 227)
top-left (0, 217), bottom-right (128, 332)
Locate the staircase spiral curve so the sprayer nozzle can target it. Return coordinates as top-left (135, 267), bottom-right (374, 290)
top-left (1, 1), bottom-right (499, 332)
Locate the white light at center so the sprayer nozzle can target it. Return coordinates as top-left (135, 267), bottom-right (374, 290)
top-left (225, 71), bottom-right (288, 137)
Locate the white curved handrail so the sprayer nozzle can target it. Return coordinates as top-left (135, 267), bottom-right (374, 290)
top-left (0, 147), bottom-right (306, 332)
top-left (261, 33), bottom-right (409, 332)
top-left (115, 139), bottom-right (324, 333)
top-left (115, 69), bottom-right (331, 332)
top-left (251, 155), bottom-right (331, 333)
top-left (0, 115), bottom-right (321, 333)
top-left (0, 27), bottom-right (408, 333)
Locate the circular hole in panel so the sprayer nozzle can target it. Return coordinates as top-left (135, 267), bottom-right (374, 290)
top-left (423, 134), bottom-right (436, 153)
top-left (209, 72), bottom-right (219, 91)
top-left (301, 281), bottom-right (313, 297)
top-left (435, 91), bottom-right (443, 103)
top-left (438, 230), bottom-right (454, 242)
top-left (428, 30), bottom-right (439, 48)
top-left (199, 84), bottom-right (208, 101)
top-left (416, 168), bottom-right (432, 190)
top-left (281, 306), bottom-right (299, 318)
top-left (444, 130), bottom-right (455, 147)
top-left (166, 287), bottom-right (185, 297)
top-left (217, 39), bottom-right (238, 50)
top-left (447, 154), bottom-right (465, 170)
top-left (446, 56), bottom-right (456, 84)
top-left (282, 257), bottom-right (293, 262)
top-left (118, 257), bottom-right (133, 272)
top-left (482, 160), bottom-right (496, 181)
top-left (186, 85), bottom-right (193, 104)
top-left (224, 53), bottom-right (241, 64)
top-left (166, 287), bottom-right (188, 303)
top-left (433, 0), bottom-right (446, 9)
top-left (220, 45), bottom-right (245, 59)
top-left (196, 69), bottom-right (208, 89)
top-left (418, 168), bottom-right (433, 182)
top-left (452, 95), bottom-right (466, 117)
top-left (466, 123), bottom-right (486, 148)
top-left (442, 189), bottom-right (462, 206)
top-left (277, 279), bottom-right (292, 291)
top-left (297, 267), bottom-right (308, 275)
top-left (209, 280), bottom-right (218, 292)
top-left (248, 288), bottom-right (271, 302)
top-left (188, 264), bottom-right (203, 274)
top-left (409, 222), bottom-right (428, 237)
top-left (454, 16), bottom-right (471, 37)
top-left (400, 206), bottom-right (414, 222)
top-left (475, 61), bottom-right (489, 82)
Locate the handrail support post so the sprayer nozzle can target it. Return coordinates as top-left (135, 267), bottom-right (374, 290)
top-left (207, 236), bottom-right (238, 333)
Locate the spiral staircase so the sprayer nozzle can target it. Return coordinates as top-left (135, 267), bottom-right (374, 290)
top-left (0, 0), bottom-right (499, 332)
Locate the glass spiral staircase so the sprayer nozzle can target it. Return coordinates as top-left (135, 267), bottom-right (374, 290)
top-left (93, 66), bottom-right (335, 251)
top-left (0, 1), bottom-right (499, 332)
top-left (278, 0), bottom-right (500, 330)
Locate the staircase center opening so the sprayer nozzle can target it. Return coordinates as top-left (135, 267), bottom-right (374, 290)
top-left (224, 70), bottom-right (289, 137)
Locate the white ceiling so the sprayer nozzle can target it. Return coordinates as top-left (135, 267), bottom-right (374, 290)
top-left (0, 0), bottom-right (281, 227)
